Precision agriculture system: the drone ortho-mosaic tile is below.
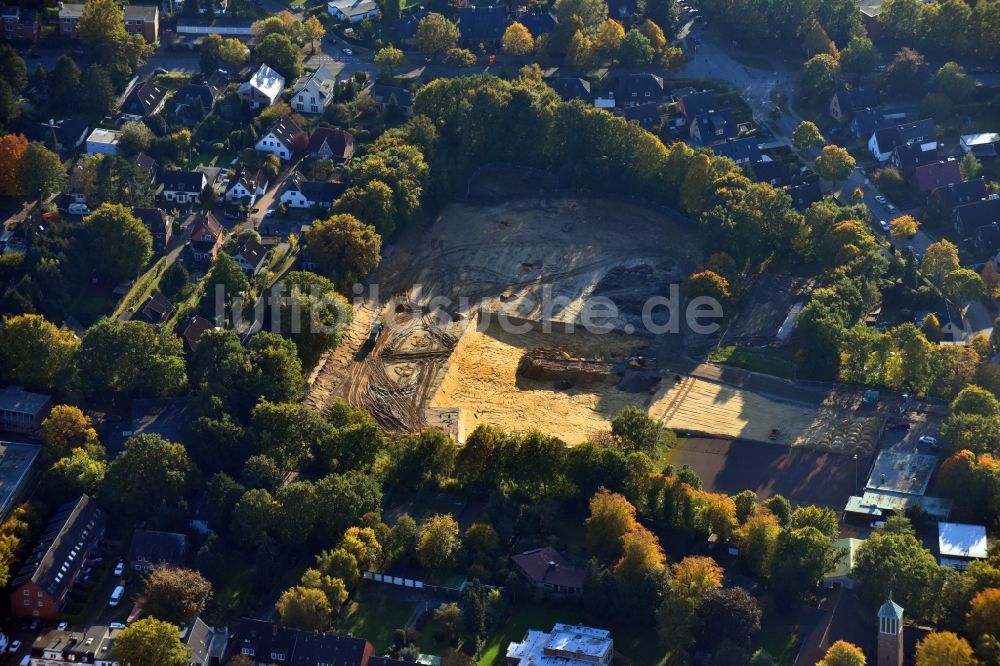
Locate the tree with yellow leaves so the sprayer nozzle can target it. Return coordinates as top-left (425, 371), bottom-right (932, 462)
top-left (0, 133), bottom-right (27, 196)
top-left (966, 587), bottom-right (1000, 640)
top-left (502, 22), bottom-right (534, 55)
top-left (915, 631), bottom-right (975, 666)
top-left (890, 214), bottom-right (920, 239)
top-left (569, 30), bottom-right (597, 68)
top-left (817, 641), bottom-right (865, 666)
top-left (585, 488), bottom-right (638, 563)
top-left (670, 556), bottom-right (723, 603)
top-left (594, 18), bottom-right (625, 58)
top-left (637, 18), bottom-right (667, 51)
top-left (303, 15), bottom-right (325, 53)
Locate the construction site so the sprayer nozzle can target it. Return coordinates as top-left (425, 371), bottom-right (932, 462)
top-left (306, 197), bottom-right (881, 453)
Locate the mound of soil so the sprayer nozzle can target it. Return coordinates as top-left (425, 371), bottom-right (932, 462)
top-left (517, 348), bottom-right (621, 385)
top-left (616, 370), bottom-right (662, 393)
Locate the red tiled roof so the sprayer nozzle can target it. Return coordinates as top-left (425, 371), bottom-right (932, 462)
top-left (511, 546), bottom-right (585, 590)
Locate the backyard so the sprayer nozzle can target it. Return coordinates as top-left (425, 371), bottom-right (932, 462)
top-left (335, 595), bottom-right (415, 653)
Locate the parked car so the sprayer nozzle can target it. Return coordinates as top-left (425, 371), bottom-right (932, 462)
top-left (919, 435), bottom-right (938, 446)
top-left (8, 640), bottom-right (20, 653)
top-left (114, 561), bottom-right (125, 576)
top-left (879, 220), bottom-right (890, 232)
top-left (342, 48), bottom-right (353, 56)
top-left (29, 619), bottom-right (39, 631)
top-left (870, 520), bottom-right (886, 529)
top-left (110, 622), bottom-right (126, 630)
top-left (57, 621), bottom-right (69, 630)
top-left (874, 194), bottom-right (887, 205)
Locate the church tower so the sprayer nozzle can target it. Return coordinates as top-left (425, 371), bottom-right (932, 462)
top-left (877, 592), bottom-right (904, 666)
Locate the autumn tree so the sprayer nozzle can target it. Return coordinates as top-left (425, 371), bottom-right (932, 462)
top-left (374, 46), bottom-right (405, 75)
top-left (276, 586), bottom-right (331, 631)
top-left (670, 556), bottom-right (723, 604)
top-left (81, 203), bottom-right (153, 281)
top-left (0, 314), bottom-right (79, 390)
top-left (798, 54), bottom-right (843, 105)
top-left (594, 18), bottom-right (625, 57)
top-left (959, 152), bottom-right (981, 180)
top-left (303, 214), bottom-right (381, 289)
top-left (792, 121), bottom-right (825, 151)
top-left (502, 22), bottom-right (534, 55)
top-left (416, 14), bottom-right (460, 54)
top-left (921, 239), bottom-right (960, 283)
top-left (144, 567), bottom-right (212, 624)
top-left (737, 511), bottom-right (781, 577)
top-left (944, 268), bottom-right (984, 303)
top-left (303, 15), bottom-right (324, 53)
top-left (915, 632), bottom-right (975, 666)
top-left (686, 270), bottom-right (730, 303)
top-left (890, 214), bottom-right (920, 239)
top-left (41, 405), bottom-right (100, 461)
top-left (817, 641), bottom-right (866, 666)
top-left (637, 18), bottom-right (667, 51)
top-left (0, 133), bottom-right (27, 196)
top-left (802, 19), bottom-right (838, 57)
top-left (585, 488), bottom-right (639, 562)
top-left (569, 31), bottom-right (597, 68)
top-left (814, 145), bottom-right (856, 185)
top-left (966, 587), bottom-right (1000, 640)
top-left (416, 513), bottom-right (460, 570)
top-left (112, 618), bottom-right (190, 666)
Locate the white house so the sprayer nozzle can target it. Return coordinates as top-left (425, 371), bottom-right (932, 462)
top-left (233, 236), bottom-right (269, 275)
top-left (162, 170), bottom-right (207, 205)
top-left (255, 116), bottom-right (307, 160)
top-left (225, 168), bottom-right (268, 205)
top-left (291, 67), bottom-right (337, 115)
top-left (85, 128), bottom-right (122, 155)
top-left (279, 174), bottom-right (347, 209)
top-left (237, 64), bottom-right (285, 109)
top-left (327, 0), bottom-right (379, 22)
top-left (961, 132), bottom-right (1000, 158)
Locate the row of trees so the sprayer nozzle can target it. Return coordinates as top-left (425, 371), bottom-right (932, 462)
top-left (879, 0), bottom-right (1000, 61)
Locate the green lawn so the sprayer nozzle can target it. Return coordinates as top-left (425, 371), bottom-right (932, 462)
top-left (336, 597), bottom-right (415, 652)
top-left (708, 345), bottom-right (795, 379)
top-left (478, 603), bottom-right (670, 666)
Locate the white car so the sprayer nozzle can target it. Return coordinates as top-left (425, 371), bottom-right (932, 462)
top-left (886, 203), bottom-right (896, 212)
top-left (342, 48), bottom-right (353, 56)
top-left (57, 621), bottom-right (69, 630)
top-left (879, 220), bottom-right (890, 232)
top-left (114, 561), bottom-right (125, 576)
top-left (8, 640), bottom-right (20, 653)
top-left (110, 622), bottom-right (126, 630)
top-left (919, 435), bottom-right (938, 445)
top-left (874, 194), bottom-right (887, 205)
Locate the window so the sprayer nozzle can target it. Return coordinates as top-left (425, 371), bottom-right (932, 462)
top-left (270, 651), bottom-right (285, 661)
top-left (241, 648), bottom-right (255, 656)
top-left (23, 599), bottom-right (30, 606)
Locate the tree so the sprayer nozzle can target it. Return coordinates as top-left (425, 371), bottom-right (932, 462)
top-left (569, 30), bottom-right (597, 68)
top-left (333, 181), bottom-right (396, 235)
top-left (416, 513), bottom-right (460, 570)
top-left (933, 62), bottom-right (975, 101)
top-left (594, 19), bottom-right (625, 57)
top-left (119, 121), bottom-right (155, 155)
top-left (944, 269), bottom-right (984, 303)
top-left (257, 33), bottom-right (303, 80)
top-left (555, 0), bottom-right (607, 28)
top-left (300, 569), bottom-right (348, 610)
top-left (792, 121), bottom-right (825, 150)
top-left (840, 35), bottom-right (881, 75)
top-left (802, 19), bottom-right (838, 57)
top-left (916, 632), bottom-right (975, 666)
top-left (275, 586), bottom-right (331, 631)
top-left (960, 152), bottom-right (982, 181)
top-left (854, 531), bottom-right (942, 620)
top-left (817, 641), bottom-right (866, 666)
top-left (772, 526), bottom-right (838, 606)
top-left (790, 505), bottom-right (840, 539)
top-left (0, 133), bottom-right (27, 196)
top-left (374, 46), bottom-right (406, 75)
top-left (814, 145), bottom-right (856, 185)
top-left (204, 252), bottom-right (249, 303)
top-left (502, 22), bottom-right (534, 55)
top-left (618, 29), bottom-right (655, 65)
top-left (686, 270), bottom-right (730, 303)
top-left (637, 19), bottom-right (668, 51)
top-left (47, 56), bottom-right (82, 107)
top-left (0, 79), bottom-right (18, 131)
top-left (610, 406), bottom-right (676, 455)
top-left (922, 313), bottom-right (942, 343)
top-left (585, 488), bottom-right (639, 562)
top-left (384, 0), bottom-right (402, 22)
top-left (79, 65), bottom-right (116, 118)
top-left (317, 548), bottom-right (361, 589)
top-left (81, 203), bottom-right (153, 280)
top-left (921, 240), bottom-right (960, 283)
top-left (144, 567), bottom-right (212, 624)
top-left (303, 214), bottom-right (382, 289)
top-left (275, 272), bottom-right (349, 367)
top-left (0, 314), bottom-right (78, 390)
top-left (105, 434), bottom-right (196, 509)
top-left (671, 556), bottom-right (724, 603)
top-left (966, 587), bottom-right (1000, 640)
top-left (443, 48), bottom-right (477, 66)
top-left (697, 587), bottom-right (762, 648)
top-left (798, 54), bottom-right (843, 105)
top-left (303, 15), bottom-right (325, 53)
top-left (881, 47), bottom-right (928, 97)
top-left (112, 618), bottom-right (190, 666)
top-left (41, 405), bottom-right (99, 461)
top-left (416, 14), bottom-right (460, 54)
top-left (78, 0), bottom-right (125, 44)
top-left (737, 511), bottom-right (781, 578)
top-left (890, 214), bottom-right (920, 239)
top-left (49, 447), bottom-right (106, 495)
top-left (0, 43), bottom-right (26, 91)
top-left (18, 142), bottom-right (66, 201)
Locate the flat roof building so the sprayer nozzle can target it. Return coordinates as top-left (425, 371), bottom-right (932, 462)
top-left (844, 450), bottom-right (952, 521)
top-left (506, 624), bottom-right (613, 666)
top-left (0, 441), bottom-right (41, 519)
top-left (938, 522), bottom-right (988, 568)
top-left (0, 385), bottom-right (52, 435)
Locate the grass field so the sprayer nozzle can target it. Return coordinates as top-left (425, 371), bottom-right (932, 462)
top-left (336, 597), bottom-right (414, 652)
top-left (709, 345), bottom-right (795, 379)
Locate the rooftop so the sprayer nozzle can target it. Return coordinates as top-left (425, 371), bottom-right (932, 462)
top-left (86, 128), bottom-right (121, 145)
top-left (938, 522), bottom-right (988, 560)
top-left (506, 624), bottom-right (612, 666)
top-left (0, 385), bottom-right (51, 416)
top-left (864, 449), bottom-right (937, 496)
top-left (0, 441), bottom-right (41, 519)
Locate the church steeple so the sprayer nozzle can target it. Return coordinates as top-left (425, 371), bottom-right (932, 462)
top-left (877, 592), bottom-right (904, 666)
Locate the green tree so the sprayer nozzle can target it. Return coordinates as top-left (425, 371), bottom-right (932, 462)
top-left (933, 61), bottom-right (975, 101)
top-left (792, 121), bottom-right (825, 150)
top-left (303, 214), bottom-right (382, 288)
top-left (112, 618), bottom-right (190, 666)
top-left (0, 43), bottom-right (27, 91)
top-left (49, 447), bottom-right (106, 495)
top-left (416, 14), bottom-right (460, 54)
top-left (79, 64), bottom-right (117, 118)
top-left (944, 268), bottom-right (984, 303)
top-left (77, 318), bottom-right (186, 397)
top-left (119, 120), bottom-right (155, 156)
top-left (47, 56), bottom-right (82, 108)
top-left (840, 35), bottom-right (881, 74)
top-left (618, 29), bottom-right (655, 65)
top-left (950, 385), bottom-right (1000, 417)
top-left (959, 152), bottom-right (982, 180)
top-left (204, 252), bottom-right (249, 303)
top-left (384, 0), bottom-right (402, 22)
top-left (333, 180), bottom-right (396, 235)
top-left (555, 0), bottom-right (607, 29)
top-left (416, 513), bottom-right (460, 570)
top-left (814, 145), bottom-right (856, 185)
top-left (737, 511), bottom-right (781, 578)
top-left (105, 434), bottom-right (197, 509)
top-left (853, 531), bottom-right (942, 620)
top-left (0, 314), bottom-right (78, 390)
top-left (18, 142), bottom-right (66, 201)
top-left (697, 587), bottom-right (762, 648)
top-left (81, 203), bottom-right (153, 281)
top-left (611, 406), bottom-right (676, 455)
top-left (374, 45), bottom-right (406, 75)
top-left (144, 567), bottom-right (212, 624)
top-left (257, 33), bottom-right (303, 80)
top-left (798, 54), bottom-right (843, 105)
top-left (790, 505), bottom-right (840, 539)
top-left (276, 586), bottom-right (331, 631)
top-left (772, 526), bottom-right (838, 606)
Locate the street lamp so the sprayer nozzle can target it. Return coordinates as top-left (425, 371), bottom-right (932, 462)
top-left (853, 453), bottom-right (859, 495)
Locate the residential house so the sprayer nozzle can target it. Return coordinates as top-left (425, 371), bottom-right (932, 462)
top-left (822, 538), bottom-right (864, 589)
top-left (369, 84), bottom-right (414, 116)
top-left (849, 107), bottom-right (894, 140)
top-left (393, 10), bottom-right (428, 46)
top-left (0, 5), bottom-right (39, 41)
top-left (622, 102), bottom-right (661, 130)
top-left (85, 129), bottom-right (121, 156)
top-left (891, 139), bottom-right (939, 176)
top-left (829, 88), bottom-right (877, 123)
top-left (712, 137), bottom-right (762, 164)
top-left (327, 0), bottom-right (379, 22)
top-left (121, 80), bottom-right (169, 120)
top-left (307, 127), bottom-right (355, 164)
top-left (785, 181), bottom-right (823, 211)
top-left (456, 6), bottom-right (507, 46)
top-left (547, 77), bottom-right (591, 102)
top-left (225, 168), bottom-right (268, 205)
top-left (131, 153), bottom-right (159, 186)
top-left (238, 64), bottom-right (285, 109)
top-left (123, 4), bottom-right (159, 42)
top-left (279, 174), bottom-right (347, 209)
top-left (238, 619), bottom-right (374, 665)
top-left (0, 385), bottom-right (52, 434)
top-left (127, 529), bottom-right (188, 573)
top-left (10, 495), bottom-right (106, 620)
top-left (162, 170), bottom-right (207, 206)
top-left (23, 118), bottom-right (89, 153)
top-left (617, 73), bottom-right (664, 107)
top-left (690, 109), bottom-right (736, 145)
top-left (31, 625), bottom-right (117, 664)
top-left (676, 90), bottom-right (717, 124)
top-left (507, 624), bottom-right (613, 666)
top-left (954, 195), bottom-right (1000, 236)
top-left (511, 546), bottom-right (585, 595)
top-left (57, 3), bottom-right (85, 36)
top-left (912, 159), bottom-right (961, 193)
top-left (751, 160), bottom-right (792, 187)
top-left (130, 292), bottom-right (174, 326)
top-left (928, 178), bottom-right (987, 223)
top-left (175, 79), bottom-right (224, 116)
top-left (914, 298), bottom-right (969, 343)
top-left (960, 132), bottom-right (1000, 158)
top-left (233, 237), bottom-right (269, 276)
top-left (868, 118), bottom-right (935, 162)
top-left (520, 11), bottom-right (557, 35)
top-left (178, 315), bottom-right (214, 355)
top-left (255, 116), bottom-right (307, 161)
top-left (291, 67), bottom-right (337, 115)
top-left (938, 522), bottom-right (988, 569)
top-left (976, 222), bottom-right (1000, 254)
top-left (188, 212), bottom-right (225, 263)
top-left (183, 617), bottom-right (229, 666)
